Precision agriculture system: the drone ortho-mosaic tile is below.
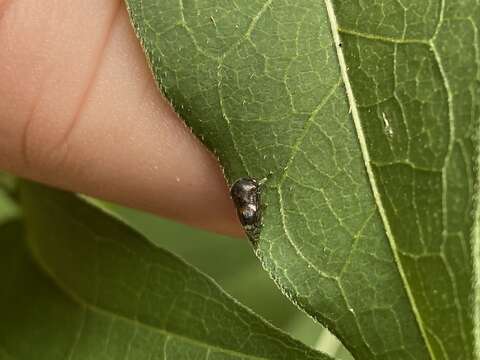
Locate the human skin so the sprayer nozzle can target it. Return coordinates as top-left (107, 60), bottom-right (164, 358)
top-left (0, 0), bottom-right (244, 237)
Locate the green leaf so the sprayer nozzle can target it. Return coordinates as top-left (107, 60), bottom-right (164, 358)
top-left (0, 191), bottom-right (18, 225)
top-left (0, 181), bottom-right (332, 360)
top-left (125, 0), bottom-right (479, 358)
top-left (108, 204), bottom-right (348, 357)
top-left (0, 172), bottom-right (14, 190)
top-left (0, 172), bottom-right (19, 224)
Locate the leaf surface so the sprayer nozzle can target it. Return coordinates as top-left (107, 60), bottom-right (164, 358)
top-left (125, 1), bottom-right (479, 358)
top-left (0, 182), bottom-right (332, 360)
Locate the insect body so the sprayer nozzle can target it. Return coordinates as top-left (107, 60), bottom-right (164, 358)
top-left (230, 177), bottom-right (261, 233)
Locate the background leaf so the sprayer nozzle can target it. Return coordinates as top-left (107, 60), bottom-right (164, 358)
top-left (109, 204), bottom-right (316, 334)
top-left (0, 181), bottom-right (333, 360)
top-left (0, 173), bottom-right (18, 225)
top-left (108, 204), bottom-right (352, 359)
top-left (125, 0), bottom-right (479, 358)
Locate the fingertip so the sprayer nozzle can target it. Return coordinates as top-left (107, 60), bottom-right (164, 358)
top-left (0, 0), bottom-right (244, 237)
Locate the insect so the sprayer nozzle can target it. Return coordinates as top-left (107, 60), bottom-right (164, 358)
top-left (230, 177), bottom-right (262, 233)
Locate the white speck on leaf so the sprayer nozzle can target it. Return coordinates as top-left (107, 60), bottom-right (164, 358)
top-left (382, 113), bottom-right (393, 138)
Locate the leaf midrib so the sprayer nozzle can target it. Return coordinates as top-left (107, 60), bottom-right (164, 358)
top-left (474, 147), bottom-right (480, 357)
top-left (323, 0), bottom-right (436, 358)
